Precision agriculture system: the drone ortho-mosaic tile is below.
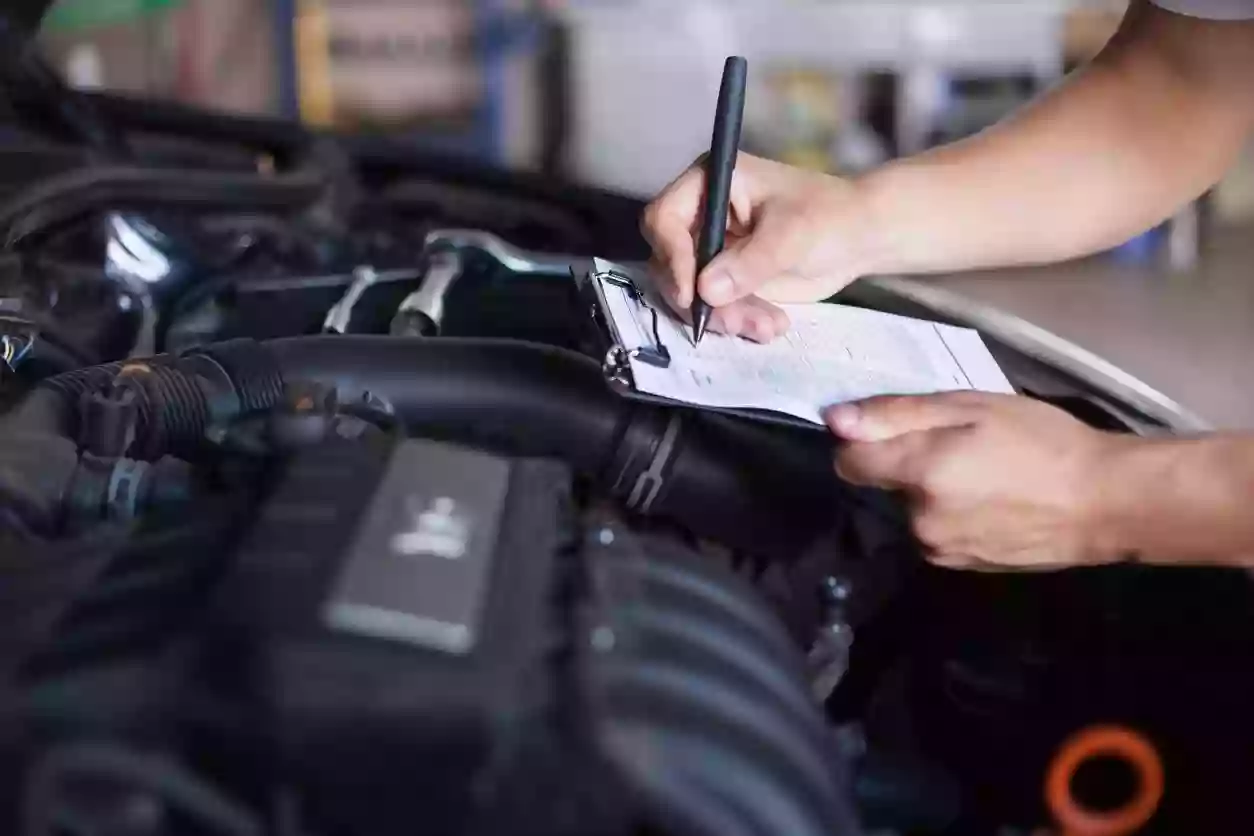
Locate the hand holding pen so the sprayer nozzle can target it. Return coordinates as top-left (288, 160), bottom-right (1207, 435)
top-left (642, 62), bottom-right (875, 344)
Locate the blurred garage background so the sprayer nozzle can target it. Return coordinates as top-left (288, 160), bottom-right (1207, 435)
top-left (35, 0), bottom-right (1254, 429)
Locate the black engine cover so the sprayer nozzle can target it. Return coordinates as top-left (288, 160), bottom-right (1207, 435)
top-left (203, 437), bottom-right (588, 836)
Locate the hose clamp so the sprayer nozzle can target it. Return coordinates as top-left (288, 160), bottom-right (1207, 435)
top-left (625, 412), bottom-right (682, 514)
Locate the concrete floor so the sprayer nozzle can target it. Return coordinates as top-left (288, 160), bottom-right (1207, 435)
top-left (932, 227), bottom-right (1254, 431)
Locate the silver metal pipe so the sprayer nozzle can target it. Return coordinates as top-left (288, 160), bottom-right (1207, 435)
top-left (422, 229), bottom-right (574, 276)
top-left (323, 266), bottom-right (383, 335)
top-left (390, 230), bottom-right (576, 336)
top-left (391, 251), bottom-right (462, 335)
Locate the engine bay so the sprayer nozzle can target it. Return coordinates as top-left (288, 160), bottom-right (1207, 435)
top-left (0, 64), bottom-right (1252, 836)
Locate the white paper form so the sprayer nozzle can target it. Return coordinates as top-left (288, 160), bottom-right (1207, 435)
top-left (594, 260), bottom-right (1014, 426)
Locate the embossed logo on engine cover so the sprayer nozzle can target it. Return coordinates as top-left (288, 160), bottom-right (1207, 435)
top-left (391, 496), bottom-right (471, 560)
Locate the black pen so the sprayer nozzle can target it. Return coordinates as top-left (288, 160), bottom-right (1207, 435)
top-left (692, 56), bottom-right (749, 344)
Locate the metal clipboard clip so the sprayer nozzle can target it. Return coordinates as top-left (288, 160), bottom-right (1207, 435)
top-left (575, 258), bottom-right (824, 433)
top-left (578, 259), bottom-right (671, 393)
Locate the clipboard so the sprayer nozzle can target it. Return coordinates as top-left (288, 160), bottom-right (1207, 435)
top-left (572, 257), bottom-right (826, 432)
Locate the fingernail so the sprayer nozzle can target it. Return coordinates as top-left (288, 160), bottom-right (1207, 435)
top-left (702, 270), bottom-right (735, 305)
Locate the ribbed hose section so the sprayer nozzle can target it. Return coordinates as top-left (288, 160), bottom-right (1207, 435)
top-left (588, 525), bottom-right (864, 836)
top-left (1, 364), bottom-right (123, 444)
top-left (38, 362), bottom-right (126, 403)
top-left (192, 339), bottom-right (284, 415)
top-left (3, 341), bottom-right (286, 461)
top-left (132, 365), bottom-right (211, 460)
top-left (22, 362), bottom-right (126, 438)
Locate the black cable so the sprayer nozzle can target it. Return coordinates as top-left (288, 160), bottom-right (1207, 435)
top-left (0, 166), bottom-right (327, 250)
top-left (22, 743), bottom-right (263, 836)
top-left (1, 310), bottom-right (99, 369)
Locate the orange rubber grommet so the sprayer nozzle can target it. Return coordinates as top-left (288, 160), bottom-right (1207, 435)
top-left (1045, 725), bottom-right (1164, 836)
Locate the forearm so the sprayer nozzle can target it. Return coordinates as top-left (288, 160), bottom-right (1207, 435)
top-left (857, 2), bottom-right (1254, 276)
top-left (1093, 435), bottom-right (1254, 568)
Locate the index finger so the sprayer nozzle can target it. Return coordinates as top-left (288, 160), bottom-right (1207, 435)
top-left (641, 164), bottom-right (705, 309)
top-left (825, 392), bottom-right (991, 443)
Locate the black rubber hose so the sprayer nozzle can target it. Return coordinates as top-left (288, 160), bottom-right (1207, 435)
top-left (267, 335), bottom-right (623, 473)
top-left (0, 167), bottom-right (326, 250)
top-left (20, 339), bottom-right (91, 379)
top-left (4, 336), bottom-right (845, 558)
top-left (3, 361), bottom-right (126, 438)
top-left (193, 338), bottom-right (286, 415)
top-left (2, 338), bottom-right (283, 455)
top-left (266, 335), bottom-right (842, 558)
top-left (660, 414), bottom-right (845, 555)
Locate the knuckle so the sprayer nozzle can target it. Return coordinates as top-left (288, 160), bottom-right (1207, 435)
top-left (870, 394), bottom-right (911, 410)
top-left (865, 395), bottom-right (915, 423)
top-left (770, 307), bottom-right (790, 332)
top-left (911, 513), bottom-right (948, 551)
top-left (739, 242), bottom-right (785, 276)
top-left (717, 305), bottom-right (746, 335)
top-left (914, 460), bottom-right (949, 496)
top-left (741, 311), bottom-right (772, 343)
top-left (641, 203), bottom-right (663, 234)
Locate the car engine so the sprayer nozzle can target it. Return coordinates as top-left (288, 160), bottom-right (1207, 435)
top-left (0, 51), bottom-right (1252, 836)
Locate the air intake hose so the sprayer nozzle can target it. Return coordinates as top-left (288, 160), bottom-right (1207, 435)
top-left (2, 337), bottom-right (844, 557)
top-left (266, 336), bottom-right (843, 558)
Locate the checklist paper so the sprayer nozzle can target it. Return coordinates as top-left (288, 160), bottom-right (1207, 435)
top-left (593, 259), bottom-right (1014, 426)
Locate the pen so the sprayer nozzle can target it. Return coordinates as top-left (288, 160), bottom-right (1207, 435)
top-left (692, 56), bottom-right (749, 344)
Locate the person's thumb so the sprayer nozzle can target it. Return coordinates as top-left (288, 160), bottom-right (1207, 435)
top-left (825, 393), bottom-right (990, 442)
top-left (697, 216), bottom-right (796, 306)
